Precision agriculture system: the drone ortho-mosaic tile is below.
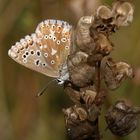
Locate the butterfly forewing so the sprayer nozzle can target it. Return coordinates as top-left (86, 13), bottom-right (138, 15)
top-left (35, 20), bottom-right (72, 72)
top-left (8, 19), bottom-right (72, 78)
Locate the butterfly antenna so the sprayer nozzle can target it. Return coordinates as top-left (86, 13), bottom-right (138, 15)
top-left (36, 79), bottom-right (57, 97)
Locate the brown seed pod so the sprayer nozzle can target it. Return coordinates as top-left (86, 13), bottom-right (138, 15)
top-left (112, 0), bottom-right (134, 26)
top-left (68, 51), bottom-right (88, 68)
top-left (81, 90), bottom-right (97, 107)
top-left (94, 33), bottom-right (113, 56)
top-left (87, 33), bottom-right (113, 66)
top-left (64, 82), bottom-right (81, 104)
top-left (90, 14), bottom-right (116, 36)
top-left (68, 51), bottom-right (95, 87)
top-left (103, 58), bottom-right (134, 90)
top-left (63, 105), bottom-right (97, 140)
top-left (75, 16), bottom-right (96, 54)
top-left (96, 5), bottom-right (112, 20)
top-left (63, 105), bottom-right (88, 123)
top-left (90, 4), bottom-right (119, 35)
top-left (88, 104), bottom-right (101, 122)
top-left (105, 100), bottom-right (138, 136)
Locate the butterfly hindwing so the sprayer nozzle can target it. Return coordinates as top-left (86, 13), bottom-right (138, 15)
top-left (8, 33), bottom-right (59, 77)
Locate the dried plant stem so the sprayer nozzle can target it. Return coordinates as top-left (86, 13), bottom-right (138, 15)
top-left (64, 1), bottom-right (135, 139)
top-left (95, 118), bottom-right (100, 140)
top-left (96, 61), bottom-right (101, 95)
top-left (95, 61), bottom-right (101, 140)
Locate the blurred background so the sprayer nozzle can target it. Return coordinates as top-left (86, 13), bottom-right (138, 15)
top-left (0, 0), bottom-right (140, 140)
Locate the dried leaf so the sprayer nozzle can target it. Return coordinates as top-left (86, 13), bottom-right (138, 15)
top-left (112, 0), bottom-right (134, 26)
top-left (68, 52), bottom-right (95, 87)
top-left (103, 58), bottom-right (134, 90)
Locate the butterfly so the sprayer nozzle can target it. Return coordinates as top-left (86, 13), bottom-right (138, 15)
top-left (8, 19), bottom-right (73, 84)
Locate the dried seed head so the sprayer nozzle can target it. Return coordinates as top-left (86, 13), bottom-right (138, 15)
top-left (96, 5), bottom-right (112, 20)
top-left (74, 106), bottom-right (88, 121)
top-left (69, 64), bottom-right (95, 87)
top-left (63, 105), bottom-right (95, 140)
top-left (81, 90), bottom-right (97, 106)
top-left (64, 82), bottom-right (81, 104)
top-left (112, 1), bottom-right (134, 26)
top-left (76, 16), bottom-right (96, 54)
top-left (63, 105), bottom-right (88, 122)
top-left (68, 52), bottom-right (95, 87)
top-left (63, 105), bottom-right (87, 122)
top-left (116, 61), bottom-right (134, 78)
top-left (63, 107), bottom-right (78, 121)
top-left (68, 51), bottom-right (88, 68)
top-left (103, 58), bottom-right (134, 90)
top-left (88, 104), bottom-right (100, 122)
top-left (90, 15), bottom-right (116, 36)
top-left (86, 33), bottom-right (113, 65)
top-left (95, 33), bottom-right (113, 56)
top-left (105, 100), bottom-right (138, 136)
top-left (78, 16), bottom-right (94, 26)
